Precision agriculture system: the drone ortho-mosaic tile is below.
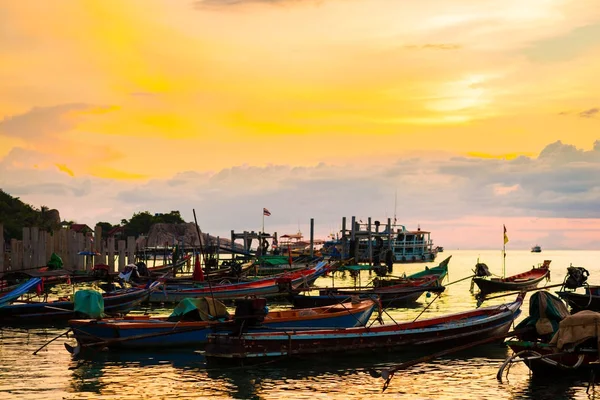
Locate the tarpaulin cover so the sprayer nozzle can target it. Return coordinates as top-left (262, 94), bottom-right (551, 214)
top-left (47, 253), bottom-right (64, 270)
top-left (550, 310), bottom-right (600, 350)
top-left (169, 297), bottom-right (229, 321)
top-left (515, 291), bottom-right (570, 340)
top-left (73, 290), bottom-right (105, 318)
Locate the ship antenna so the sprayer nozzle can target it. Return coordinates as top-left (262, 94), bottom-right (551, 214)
top-left (393, 190), bottom-right (397, 224)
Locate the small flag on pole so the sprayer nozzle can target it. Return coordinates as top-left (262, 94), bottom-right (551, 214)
top-left (263, 208), bottom-right (271, 216)
top-left (503, 225), bottom-right (509, 244)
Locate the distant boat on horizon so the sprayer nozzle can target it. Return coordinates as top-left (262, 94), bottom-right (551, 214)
top-left (531, 245), bottom-right (542, 253)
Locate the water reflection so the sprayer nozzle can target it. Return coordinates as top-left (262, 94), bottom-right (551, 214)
top-left (3, 250), bottom-right (600, 399)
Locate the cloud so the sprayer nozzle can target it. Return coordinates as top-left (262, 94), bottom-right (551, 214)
top-left (0, 103), bottom-right (90, 139)
top-left (0, 103), bottom-right (116, 139)
top-left (193, 0), bottom-right (307, 8)
top-left (403, 44), bottom-right (462, 51)
top-left (579, 107), bottom-right (599, 118)
top-left (55, 164), bottom-right (75, 177)
top-left (3, 140), bottom-right (600, 248)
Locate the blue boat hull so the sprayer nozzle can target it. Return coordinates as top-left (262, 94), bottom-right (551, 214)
top-left (71, 303), bottom-right (376, 349)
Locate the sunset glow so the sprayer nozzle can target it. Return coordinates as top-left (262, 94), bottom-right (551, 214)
top-left (2, 0), bottom-right (600, 248)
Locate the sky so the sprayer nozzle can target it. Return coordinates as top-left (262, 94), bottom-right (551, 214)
top-left (1, 0), bottom-right (600, 250)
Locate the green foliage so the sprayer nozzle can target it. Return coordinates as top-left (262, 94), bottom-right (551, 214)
top-left (0, 189), bottom-right (61, 242)
top-left (96, 221), bottom-right (117, 237)
top-left (0, 188), bottom-right (187, 242)
top-left (120, 210), bottom-right (186, 238)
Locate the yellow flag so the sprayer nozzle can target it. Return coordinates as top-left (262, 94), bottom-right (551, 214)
top-left (503, 225), bottom-right (509, 244)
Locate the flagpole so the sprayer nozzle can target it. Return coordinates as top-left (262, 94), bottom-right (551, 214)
top-left (262, 211), bottom-right (265, 234)
top-left (502, 225), bottom-right (506, 278)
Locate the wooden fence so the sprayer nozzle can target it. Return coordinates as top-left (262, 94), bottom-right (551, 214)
top-left (0, 224), bottom-right (138, 273)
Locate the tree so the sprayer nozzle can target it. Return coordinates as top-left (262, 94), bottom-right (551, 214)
top-left (122, 211), bottom-right (155, 237)
top-left (96, 222), bottom-right (116, 237)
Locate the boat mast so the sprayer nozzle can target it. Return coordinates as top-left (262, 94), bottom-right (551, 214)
top-left (502, 225), bottom-right (508, 278)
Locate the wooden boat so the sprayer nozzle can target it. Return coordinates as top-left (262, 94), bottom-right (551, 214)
top-left (500, 310), bottom-right (600, 378)
top-left (67, 298), bottom-right (378, 350)
top-left (502, 339), bottom-right (600, 377)
top-left (204, 294), bottom-right (524, 361)
top-left (147, 261), bottom-right (330, 304)
top-left (319, 281), bottom-right (445, 308)
top-left (144, 254), bottom-right (193, 277)
top-left (373, 255), bottom-right (450, 287)
top-left (0, 284), bottom-right (159, 326)
top-left (556, 285), bottom-right (600, 313)
top-left (472, 260), bottom-right (551, 295)
top-left (0, 278), bottom-right (42, 307)
top-left (290, 259), bottom-right (449, 308)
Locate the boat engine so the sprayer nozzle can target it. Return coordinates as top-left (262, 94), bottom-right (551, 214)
top-left (564, 266), bottom-right (589, 289)
top-left (474, 262), bottom-right (492, 277)
top-left (232, 298), bottom-right (268, 334)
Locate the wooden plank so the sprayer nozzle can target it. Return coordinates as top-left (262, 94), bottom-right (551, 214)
top-left (57, 228), bottom-right (68, 269)
top-left (46, 230), bottom-right (54, 263)
top-left (10, 239), bottom-right (19, 270)
top-left (127, 236), bottom-right (136, 265)
top-left (84, 234), bottom-right (93, 271)
top-left (108, 237), bottom-right (115, 272)
top-left (22, 227), bottom-right (31, 270)
top-left (117, 240), bottom-right (126, 271)
top-left (31, 227), bottom-right (40, 268)
top-left (68, 230), bottom-right (77, 270)
top-left (94, 225), bottom-right (104, 265)
top-left (38, 230), bottom-right (47, 267)
top-left (76, 232), bottom-right (85, 270)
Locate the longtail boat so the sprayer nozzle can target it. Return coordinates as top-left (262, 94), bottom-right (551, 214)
top-left (205, 294), bottom-right (523, 361)
top-left (291, 259), bottom-right (449, 308)
top-left (0, 283), bottom-right (159, 326)
top-left (494, 290), bottom-right (599, 380)
top-left (67, 298), bottom-right (378, 351)
top-left (556, 281), bottom-right (600, 313)
top-left (472, 260), bottom-right (551, 295)
top-left (0, 278), bottom-right (43, 307)
top-left (147, 261), bottom-right (330, 304)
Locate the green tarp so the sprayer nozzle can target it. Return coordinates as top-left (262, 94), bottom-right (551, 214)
top-left (73, 290), bottom-right (105, 319)
top-left (515, 291), bottom-right (570, 341)
top-left (169, 298), bottom-right (229, 321)
top-left (47, 253), bottom-right (64, 270)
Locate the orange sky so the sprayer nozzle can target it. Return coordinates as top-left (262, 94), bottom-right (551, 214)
top-left (1, 0), bottom-right (600, 248)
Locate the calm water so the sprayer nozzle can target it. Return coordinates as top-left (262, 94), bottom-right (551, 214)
top-left (2, 250), bottom-right (600, 399)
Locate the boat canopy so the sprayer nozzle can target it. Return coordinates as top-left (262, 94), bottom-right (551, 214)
top-left (550, 310), bottom-right (600, 350)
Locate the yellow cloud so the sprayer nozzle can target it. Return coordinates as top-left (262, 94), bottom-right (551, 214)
top-left (467, 152), bottom-right (533, 160)
top-left (55, 164), bottom-right (75, 177)
top-left (89, 166), bottom-right (148, 180)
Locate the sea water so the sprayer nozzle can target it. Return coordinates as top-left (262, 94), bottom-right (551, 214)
top-left (1, 249), bottom-right (599, 399)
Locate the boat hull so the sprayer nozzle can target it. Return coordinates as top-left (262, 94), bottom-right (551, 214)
top-left (0, 287), bottom-right (152, 326)
top-left (473, 268), bottom-right (550, 295)
top-left (505, 340), bottom-right (599, 376)
top-left (69, 300), bottom-right (377, 349)
top-left (205, 298), bottom-right (523, 360)
top-left (556, 291), bottom-right (600, 313)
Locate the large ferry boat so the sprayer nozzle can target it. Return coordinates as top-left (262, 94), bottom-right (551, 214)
top-left (322, 220), bottom-right (438, 264)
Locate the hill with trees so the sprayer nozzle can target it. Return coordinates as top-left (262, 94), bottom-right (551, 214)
top-left (0, 189), bottom-right (186, 243)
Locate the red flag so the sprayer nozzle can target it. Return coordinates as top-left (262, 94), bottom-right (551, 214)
top-left (192, 255), bottom-right (204, 282)
top-left (263, 208), bottom-right (271, 216)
